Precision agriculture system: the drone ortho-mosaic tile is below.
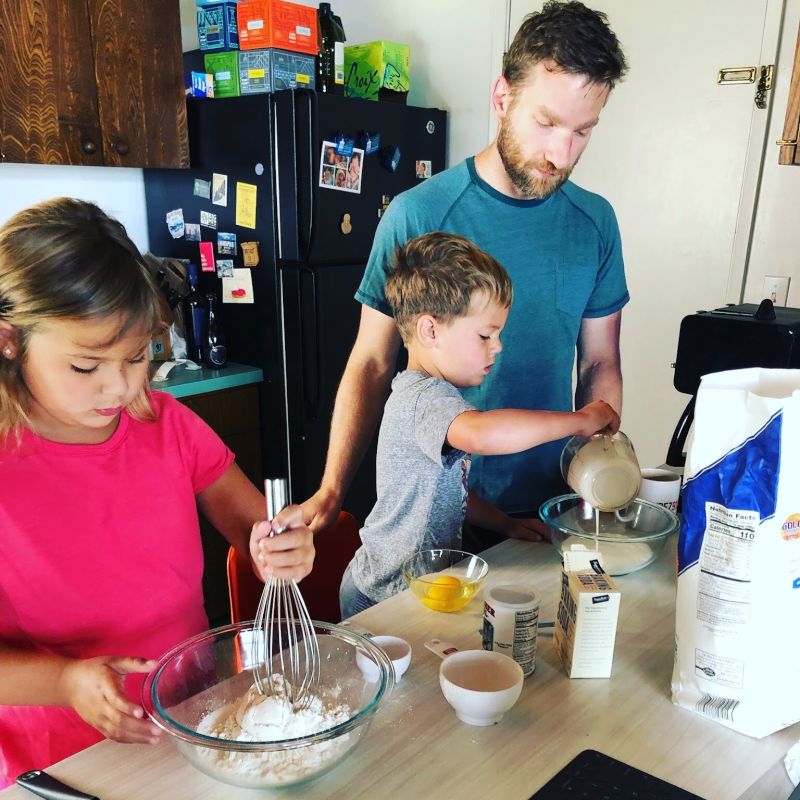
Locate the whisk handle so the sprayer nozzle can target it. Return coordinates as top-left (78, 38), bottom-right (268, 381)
top-left (265, 478), bottom-right (289, 527)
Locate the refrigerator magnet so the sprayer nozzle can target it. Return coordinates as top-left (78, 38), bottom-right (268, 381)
top-left (193, 178), bottom-right (211, 199)
top-left (340, 213), bottom-right (352, 235)
top-left (334, 134), bottom-right (355, 156)
top-left (241, 242), bottom-right (259, 266)
top-left (320, 140), bottom-right (363, 194)
top-left (415, 160), bottom-right (432, 179)
top-left (217, 231), bottom-right (237, 255)
top-left (359, 131), bottom-right (381, 154)
top-left (236, 183), bottom-right (258, 229)
top-left (185, 223), bottom-right (201, 242)
top-left (216, 259), bottom-right (235, 278)
top-left (199, 242), bottom-right (216, 273)
top-left (212, 173), bottom-right (228, 207)
top-left (166, 209), bottom-right (185, 239)
top-left (200, 210), bottom-right (217, 230)
top-left (380, 145), bottom-right (401, 173)
top-left (222, 269), bottom-right (254, 304)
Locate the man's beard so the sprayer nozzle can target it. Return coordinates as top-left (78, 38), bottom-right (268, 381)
top-left (496, 119), bottom-right (575, 199)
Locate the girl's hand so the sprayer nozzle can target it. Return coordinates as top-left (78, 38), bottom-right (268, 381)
top-left (58, 656), bottom-right (161, 744)
top-left (250, 504), bottom-right (315, 582)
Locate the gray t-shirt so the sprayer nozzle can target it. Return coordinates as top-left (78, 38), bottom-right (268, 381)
top-left (350, 370), bottom-right (475, 602)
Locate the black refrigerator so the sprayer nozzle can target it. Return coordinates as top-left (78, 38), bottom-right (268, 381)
top-left (144, 90), bottom-right (447, 522)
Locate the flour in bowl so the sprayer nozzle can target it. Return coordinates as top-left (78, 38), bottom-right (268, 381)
top-left (193, 675), bottom-right (355, 786)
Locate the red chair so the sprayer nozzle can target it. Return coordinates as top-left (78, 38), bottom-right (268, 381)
top-left (227, 511), bottom-right (361, 624)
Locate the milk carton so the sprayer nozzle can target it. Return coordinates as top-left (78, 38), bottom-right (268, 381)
top-left (555, 547), bottom-right (621, 678)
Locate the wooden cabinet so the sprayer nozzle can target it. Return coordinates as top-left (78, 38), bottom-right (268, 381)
top-left (778, 22), bottom-right (800, 165)
top-left (180, 384), bottom-right (263, 627)
top-left (0, 0), bottom-right (188, 167)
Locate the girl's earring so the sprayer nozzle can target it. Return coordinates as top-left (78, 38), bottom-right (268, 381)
top-left (3, 346), bottom-right (13, 358)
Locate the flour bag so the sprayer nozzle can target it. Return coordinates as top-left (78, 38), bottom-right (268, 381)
top-left (671, 368), bottom-right (800, 738)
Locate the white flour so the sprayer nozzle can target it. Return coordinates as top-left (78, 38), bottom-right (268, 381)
top-left (194, 675), bottom-right (355, 786)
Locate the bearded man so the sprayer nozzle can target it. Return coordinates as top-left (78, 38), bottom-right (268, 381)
top-left (302, 1), bottom-right (629, 546)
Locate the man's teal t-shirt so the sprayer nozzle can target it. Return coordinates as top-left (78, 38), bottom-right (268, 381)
top-left (356, 158), bottom-right (629, 514)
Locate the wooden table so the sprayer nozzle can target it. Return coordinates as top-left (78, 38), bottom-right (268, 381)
top-left (3, 539), bottom-right (797, 799)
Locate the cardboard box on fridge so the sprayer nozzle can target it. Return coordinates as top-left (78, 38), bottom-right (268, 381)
top-left (238, 48), bottom-right (315, 94)
top-left (237, 0), bottom-right (317, 54)
top-left (197, 1), bottom-right (240, 51)
top-left (204, 51), bottom-right (240, 97)
top-left (554, 548), bottom-right (621, 679)
top-left (344, 41), bottom-right (409, 102)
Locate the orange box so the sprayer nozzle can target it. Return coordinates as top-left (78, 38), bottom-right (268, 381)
top-left (237, 0), bottom-right (318, 55)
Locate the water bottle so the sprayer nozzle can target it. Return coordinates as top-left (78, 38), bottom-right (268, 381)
top-left (317, 3), bottom-right (346, 94)
top-left (204, 293), bottom-right (227, 368)
top-left (183, 263), bottom-right (207, 364)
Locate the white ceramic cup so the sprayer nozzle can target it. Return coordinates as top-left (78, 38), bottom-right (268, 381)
top-left (356, 635), bottom-right (412, 682)
top-left (439, 650), bottom-right (523, 726)
top-left (638, 468), bottom-right (681, 513)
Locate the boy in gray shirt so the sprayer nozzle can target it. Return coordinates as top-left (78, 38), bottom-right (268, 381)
top-left (340, 233), bottom-right (618, 618)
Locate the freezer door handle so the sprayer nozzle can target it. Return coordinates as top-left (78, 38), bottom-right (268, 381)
top-left (299, 266), bottom-right (321, 419)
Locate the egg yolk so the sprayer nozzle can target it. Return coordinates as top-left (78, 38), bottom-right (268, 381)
top-left (425, 575), bottom-right (462, 601)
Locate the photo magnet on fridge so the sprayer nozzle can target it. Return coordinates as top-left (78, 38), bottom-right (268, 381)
top-left (166, 209), bottom-right (185, 239)
top-left (222, 268), bottom-right (255, 304)
top-left (320, 140), bottom-right (364, 194)
top-left (193, 178), bottom-right (211, 199)
top-left (216, 259), bottom-right (235, 278)
top-left (217, 231), bottom-right (237, 255)
top-left (185, 223), bottom-right (201, 242)
top-left (212, 173), bottom-right (228, 207)
top-left (200, 210), bottom-right (218, 229)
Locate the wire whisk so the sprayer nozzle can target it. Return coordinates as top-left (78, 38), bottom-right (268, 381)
top-left (251, 479), bottom-right (320, 711)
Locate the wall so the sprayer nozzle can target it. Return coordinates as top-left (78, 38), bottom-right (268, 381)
top-left (0, 164), bottom-right (149, 251)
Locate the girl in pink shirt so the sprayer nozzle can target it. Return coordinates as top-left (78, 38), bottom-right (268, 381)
top-left (0, 198), bottom-right (314, 787)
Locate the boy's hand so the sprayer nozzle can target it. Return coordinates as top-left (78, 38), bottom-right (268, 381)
top-left (59, 656), bottom-right (161, 744)
top-left (576, 400), bottom-right (620, 436)
top-left (251, 504), bottom-right (315, 582)
top-left (505, 517), bottom-right (550, 543)
top-left (300, 487), bottom-right (342, 533)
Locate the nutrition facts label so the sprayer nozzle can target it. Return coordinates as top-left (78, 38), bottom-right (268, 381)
top-left (696, 503), bottom-right (758, 628)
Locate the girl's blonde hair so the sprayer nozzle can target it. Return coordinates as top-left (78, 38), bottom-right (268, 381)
top-left (0, 197), bottom-right (168, 437)
top-left (386, 232), bottom-right (513, 344)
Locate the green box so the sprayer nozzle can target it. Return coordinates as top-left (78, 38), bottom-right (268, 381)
top-left (204, 51), bottom-right (240, 97)
top-left (344, 41), bottom-right (409, 102)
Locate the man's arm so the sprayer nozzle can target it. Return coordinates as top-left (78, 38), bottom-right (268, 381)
top-left (575, 311), bottom-right (623, 414)
top-left (301, 305), bottom-right (402, 531)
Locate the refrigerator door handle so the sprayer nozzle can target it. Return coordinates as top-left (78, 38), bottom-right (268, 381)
top-left (299, 266), bottom-right (321, 420)
top-left (304, 90), bottom-right (319, 259)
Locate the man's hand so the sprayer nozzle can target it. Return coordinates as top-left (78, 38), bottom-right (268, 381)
top-left (59, 656), bottom-right (161, 744)
top-left (300, 487), bottom-right (343, 533)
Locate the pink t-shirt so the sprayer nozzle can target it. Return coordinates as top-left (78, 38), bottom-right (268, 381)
top-left (0, 391), bottom-right (234, 786)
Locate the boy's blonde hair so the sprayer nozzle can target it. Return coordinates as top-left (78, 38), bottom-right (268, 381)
top-left (0, 197), bottom-right (168, 437)
top-left (385, 232), bottom-right (513, 344)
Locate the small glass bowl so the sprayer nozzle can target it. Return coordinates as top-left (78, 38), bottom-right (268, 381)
top-left (401, 549), bottom-right (489, 612)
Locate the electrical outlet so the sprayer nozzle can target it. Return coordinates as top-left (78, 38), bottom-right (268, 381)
top-left (762, 275), bottom-right (790, 306)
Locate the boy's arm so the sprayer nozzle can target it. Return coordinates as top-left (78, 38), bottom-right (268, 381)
top-left (465, 491), bottom-right (548, 542)
top-left (447, 400), bottom-right (619, 457)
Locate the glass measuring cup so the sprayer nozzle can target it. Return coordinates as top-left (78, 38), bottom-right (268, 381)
top-left (560, 431), bottom-right (642, 512)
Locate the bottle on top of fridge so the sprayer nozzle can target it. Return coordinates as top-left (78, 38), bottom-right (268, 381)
top-left (204, 292), bottom-right (228, 368)
top-left (317, 3), bottom-right (345, 94)
top-left (183, 263), bottom-right (207, 365)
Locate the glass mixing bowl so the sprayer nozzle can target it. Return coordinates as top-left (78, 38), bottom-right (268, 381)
top-left (539, 493), bottom-right (679, 576)
top-left (142, 621), bottom-right (394, 789)
top-left (401, 549), bottom-right (488, 612)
